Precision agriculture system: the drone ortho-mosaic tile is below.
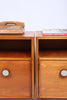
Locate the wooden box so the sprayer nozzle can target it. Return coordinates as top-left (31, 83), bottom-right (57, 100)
top-left (36, 31), bottom-right (67, 99)
top-left (0, 32), bottom-right (34, 99)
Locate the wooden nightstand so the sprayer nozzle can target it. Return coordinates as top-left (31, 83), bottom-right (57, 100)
top-left (36, 31), bottom-right (67, 99)
top-left (0, 32), bottom-right (34, 99)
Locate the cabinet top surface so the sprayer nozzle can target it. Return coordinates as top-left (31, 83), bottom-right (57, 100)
top-left (0, 31), bottom-right (34, 39)
top-left (36, 31), bottom-right (67, 39)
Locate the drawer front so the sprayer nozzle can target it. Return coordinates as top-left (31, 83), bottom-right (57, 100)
top-left (39, 60), bottom-right (67, 98)
top-left (0, 61), bottom-right (31, 98)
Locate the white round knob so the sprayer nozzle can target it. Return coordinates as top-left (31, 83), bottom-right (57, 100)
top-left (60, 69), bottom-right (67, 77)
top-left (2, 69), bottom-right (10, 77)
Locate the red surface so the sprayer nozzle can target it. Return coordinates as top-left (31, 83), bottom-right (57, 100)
top-left (43, 33), bottom-right (67, 36)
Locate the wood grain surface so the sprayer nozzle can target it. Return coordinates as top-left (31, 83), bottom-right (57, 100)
top-left (0, 61), bottom-right (31, 98)
top-left (0, 32), bottom-right (34, 39)
top-left (39, 60), bottom-right (67, 98)
top-left (0, 21), bottom-right (24, 34)
top-left (36, 31), bottom-right (67, 99)
top-left (0, 31), bottom-right (34, 99)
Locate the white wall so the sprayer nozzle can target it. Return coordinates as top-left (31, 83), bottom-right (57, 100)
top-left (0, 0), bottom-right (67, 31)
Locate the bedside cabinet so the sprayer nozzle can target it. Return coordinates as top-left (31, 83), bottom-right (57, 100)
top-left (36, 31), bottom-right (67, 99)
top-left (0, 32), bottom-right (34, 99)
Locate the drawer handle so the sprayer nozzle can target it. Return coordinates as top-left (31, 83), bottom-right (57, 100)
top-left (2, 69), bottom-right (10, 77)
top-left (60, 69), bottom-right (67, 77)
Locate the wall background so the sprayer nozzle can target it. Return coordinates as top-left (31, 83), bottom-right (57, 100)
top-left (0, 0), bottom-right (67, 31)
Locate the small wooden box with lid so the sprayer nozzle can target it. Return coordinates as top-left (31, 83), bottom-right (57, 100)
top-left (36, 30), bottom-right (67, 99)
top-left (0, 21), bottom-right (34, 99)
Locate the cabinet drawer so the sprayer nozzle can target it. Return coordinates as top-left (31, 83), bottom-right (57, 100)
top-left (0, 60), bottom-right (31, 98)
top-left (39, 60), bottom-right (67, 98)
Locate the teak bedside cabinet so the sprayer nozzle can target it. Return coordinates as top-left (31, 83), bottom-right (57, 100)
top-left (36, 31), bottom-right (67, 99)
top-left (0, 32), bottom-right (34, 99)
